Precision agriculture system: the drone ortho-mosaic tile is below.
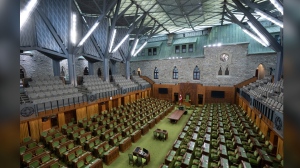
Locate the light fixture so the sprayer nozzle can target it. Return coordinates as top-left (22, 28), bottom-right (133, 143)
top-left (208, 45), bottom-right (211, 47)
top-left (77, 56), bottom-right (85, 60)
top-left (20, 0), bottom-right (38, 30)
top-left (248, 22), bottom-right (270, 46)
top-left (204, 45), bottom-right (206, 47)
top-left (242, 28), bottom-right (268, 47)
top-left (130, 39), bottom-right (139, 56)
top-left (112, 35), bottom-right (129, 53)
top-left (109, 29), bottom-right (116, 52)
top-left (70, 13), bottom-right (77, 44)
top-left (212, 44), bottom-right (216, 47)
top-left (254, 8), bottom-right (283, 28)
top-left (133, 41), bottom-right (147, 56)
top-left (172, 57), bottom-right (175, 59)
top-left (217, 43), bottom-right (222, 46)
top-left (270, 0), bottom-right (283, 15)
top-left (78, 22), bottom-right (100, 46)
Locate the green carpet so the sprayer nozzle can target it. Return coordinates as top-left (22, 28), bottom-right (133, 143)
top-left (103, 108), bottom-right (193, 168)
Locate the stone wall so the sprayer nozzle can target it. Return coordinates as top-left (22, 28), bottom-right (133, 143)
top-left (130, 44), bottom-right (277, 86)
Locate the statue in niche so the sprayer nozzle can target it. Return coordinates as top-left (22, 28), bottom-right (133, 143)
top-left (84, 67), bottom-right (89, 75)
top-left (218, 66), bottom-right (222, 75)
top-left (225, 66), bottom-right (229, 75)
top-left (60, 66), bottom-right (65, 77)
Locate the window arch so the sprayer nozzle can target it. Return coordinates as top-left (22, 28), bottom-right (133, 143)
top-left (225, 66), bottom-right (229, 75)
top-left (97, 68), bottom-right (102, 77)
top-left (218, 66), bottom-right (222, 75)
top-left (173, 66), bottom-right (178, 79)
top-left (193, 65), bottom-right (200, 80)
top-left (154, 67), bottom-right (159, 79)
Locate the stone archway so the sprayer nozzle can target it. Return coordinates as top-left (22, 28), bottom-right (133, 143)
top-left (256, 63), bottom-right (266, 79)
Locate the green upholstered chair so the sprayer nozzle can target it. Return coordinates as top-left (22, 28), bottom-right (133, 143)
top-left (191, 165), bottom-right (198, 168)
top-left (247, 150), bottom-right (258, 159)
top-left (174, 161), bottom-right (181, 168)
top-left (23, 152), bottom-right (33, 164)
top-left (23, 137), bottom-right (31, 143)
top-left (228, 154), bottom-right (239, 165)
top-left (228, 148), bottom-right (237, 156)
top-left (249, 156), bottom-right (261, 167)
top-left (77, 160), bottom-right (85, 168)
top-left (28, 142), bottom-right (37, 149)
top-left (192, 159), bottom-right (199, 165)
top-left (20, 146), bottom-right (26, 155)
top-left (97, 147), bottom-right (104, 158)
top-left (86, 154), bottom-right (94, 164)
top-left (104, 143), bottom-right (110, 151)
top-left (28, 160), bottom-right (39, 168)
top-left (76, 148), bottom-right (83, 157)
top-left (35, 148), bottom-right (44, 155)
top-left (58, 146), bottom-right (67, 158)
top-left (41, 154), bottom-right (51, 164)
top-left (185, 95), bottom-right (190, 102)
top-left (128, 153), bottom-right (137, 166)
top-left (175, 156), bottom-right (183, 161)
top-left (210, 162), bottom-right (218, 168)
top-left (210, 151), bottom-right (220, 161)
top-left (159, 132), bottom-right (166, 141)
top-left (95, 139), bottom-right (101, 146)
top-left (136, 156), bottom-right (146, 167)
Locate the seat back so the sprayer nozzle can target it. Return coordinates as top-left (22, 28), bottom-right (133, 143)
top-left (68, 152), bottom-right (75, 161)
top-left (50, 162), bottom-right (59, 168)
top-left (77, 160), bottom-right (84, 168)
top-left (41, 154), bottom-right (50, 163)
top-left (86, 154), bottom-right (93, 163)
top-left (29, 160), bottom-right (39, 168)
top-left (76, 148), bottom-right (83, 156)
top-left (23, 152), bottom-right (33, 162)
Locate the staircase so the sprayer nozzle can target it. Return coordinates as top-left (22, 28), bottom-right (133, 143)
top-left (20, 92), bottom-right (31, 104)
top-left (140, 76), bottom-right (155, 85)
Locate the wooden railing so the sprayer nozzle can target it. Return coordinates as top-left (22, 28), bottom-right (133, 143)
top-left (140, 76), bottom-right (155, 85)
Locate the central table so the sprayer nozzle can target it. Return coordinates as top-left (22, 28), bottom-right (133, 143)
top-left (168, 110), bottom-right (185, 123)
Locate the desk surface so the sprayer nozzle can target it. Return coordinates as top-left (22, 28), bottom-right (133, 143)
top-left (241, 160), bottom-right (252, 168)
top-left (200, 154), bottom-right (209, 168)
top-left (202, 142), bottom-right (210, 155)
top-left (257, 149), bottom-right (273, 165)
top-left (168, 110), bottom-right (185, 120)
top-left (220, 157), bottom-right (229, 168)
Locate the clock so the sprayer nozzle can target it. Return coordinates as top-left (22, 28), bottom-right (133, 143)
top-left (220, 53), bottom-right (229, 62)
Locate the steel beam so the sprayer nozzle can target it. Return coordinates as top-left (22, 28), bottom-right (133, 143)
top-left (232, 0), bottom-right (282, 52)
top-left (36, 9), bottom-right (68, 55)
top-left (52, 59), bottom-right (60, 76)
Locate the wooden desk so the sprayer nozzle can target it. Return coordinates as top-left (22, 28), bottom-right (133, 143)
top-left (218, 127), bottom-right (224, 135)
top-left (245, 129), bottom-right (256, 138)
top-left (155, 115), bottom-right (161, 124)
top-left (103, 146), bottom-right (119, 165)
top-left (38, 158), bottom-right (59, 168)
top-left (183, 126), bottom-right (189, 132)
top-left (204, 134), bottom-right (211, 143)
top-left (206, 127), bottom-right (211, 134)
top-left (241, 160), bottom-right (252, 168)
top-left (165, 150), bottom-right (177, 166)
top-left (220, 157), bottom-right (230, 168)
top-left (167, 110), bottom-right (185, 123)
top-left (181, 152), bottom-right (192, 168)
top-left (256, 149), bottom-right (273, 166)
top-left (250, 137), bottom-right (262, 149)
top-left (219, 144), bottom-right (228, 158)
top-left (187, 141), bottom-right (195, 153)
top-left (131, 130), bottom-right (141, 143)
top-left (191, 133), bottom-right (198, 142)
top-left (194, 126), bottom-right (200, 133)
top-left (233, 136), bottom-right (243, 147)
top-left (219, 135), bottom-right (226, 144)
top-left (202, 142), bottom-right (210, 155)
top-left (141, 123), bottom-right (149, 135)
top-left (85, 158), bottom-right (103, 168)
top-left (133, 147), bottom-right (150, 164)
top-left (197, 121), bottom-right (202, 126)
top-left (178, 132), bottom-right (186, 140)
top-left (231, 128), bottom-right (239, 136)
top-left (119, 137), bottom-right (132, 152)
top-left (148, 119), bottom-right (156, 129)
top-left (207, 121), bottom-right (212, 127)
top-left (173, 140), bottom-right (182, 151)
top-left (199, 154), bottom-right (209, 168)
top-left (154, 129), bottom-right (168, 140)
top-left (237, 146), bottom-right (248, 161)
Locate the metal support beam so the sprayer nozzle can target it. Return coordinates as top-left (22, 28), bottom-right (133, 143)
top-left (232, 0), bottom-right (282, 52)
top-left (103, 58), bottom-right (110, 82)
top-left (88, 61), bottom-right (94, 75)
top-left (52, 59), bottom-right (60, 76)
top-left (68, 0), bottom-right (76, 86)
top-left (221, 0), bottom-right (227, 26)
top-left (274, 51), bottom-right (283, 82)
top-left (36, 9), bottom-right (68, 55)
top-left (110, 60), bottom-right (117, 75)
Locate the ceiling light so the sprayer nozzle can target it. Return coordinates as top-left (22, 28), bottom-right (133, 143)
top-left (78, 22), bottom-right (99, 46)
top-left (248, 22), bottom-right (270, 46)
top-left (130, 39), bottom-right (139, 56)
top-left (70, 13), bottom-right (77, 44)
top-left (217, 43), bottom-right (222, 46)
top-left (112, 34), bottom-right (129, 53)
top-left (133, 41), bottom-right (147, 56)
top-left (208, 45), bottom-right (211, 47)
top-left (212, 44), bottom-right (216, 47)
top-left (204, 45), bottom-right (206, 47)
top-left (20, 0), bottom-right (38, 30)
top-left (270, 0), bottom-right (283, 15)
top-left (255, 8), bottom-right (283, 28)
top-left (108, 29), bottom-right (117, 52)
top-left (242, 28), bottom-right (268, 47)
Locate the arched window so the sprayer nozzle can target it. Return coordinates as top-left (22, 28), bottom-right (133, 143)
top-left (225, 66), bottom-right (229, 75)
top-left (154, 67), bottom-right (159, 79)
top-left (97, 68), bottom-right (101, 77)
top-left (173, 66), bottom-right (178, 79)
top-left (218, 66), bottom-right (222, 75)
top-left (193, 65), bottom-right (200, 80)
top-left (83, 67), bottom-right (89, 75)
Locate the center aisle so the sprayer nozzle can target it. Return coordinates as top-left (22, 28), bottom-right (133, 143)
top-left (103, 106), bottom-right (194, 168)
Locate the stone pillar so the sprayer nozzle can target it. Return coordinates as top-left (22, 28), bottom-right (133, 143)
top-left (88, 61), bottom-right (94, 75)
top-left (103, 58), bottom-right (110, 82)
top-left (125, 61), bottom-right (130, 79)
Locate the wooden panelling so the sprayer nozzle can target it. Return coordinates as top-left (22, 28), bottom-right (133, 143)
top-left (20, 122), bottom-right (29, 142)
top-left (179, 83), bottom-right (198, 105)
top-left (87, 104), bottom-right (99, 119)
top-left (42, 119), bottom-right (51, 131)
top-left (29, 119), bottom-right (41, 141)
top-left (205, 86), bottom-right (235, 104)
top-left (76, 107), bottom-right (87, 121)
top-left (108, 100), bottom-right (112, 110)
top-left (124, 96), bottom-right (130, 105)
top-left (117, 98), bottom-right (121, 107)
top-left (130, 94), bottom-right (135, 103)
top-left (57, 113), bottom-right (65, 130)
top-left (277, 137), bottom-right (284, 157)
top-left (152, 84), bottom-right (175, 101)
top-left (64, 110), bottom-right (76, 124)
top-left (100, 104), bottom-right (106, 112)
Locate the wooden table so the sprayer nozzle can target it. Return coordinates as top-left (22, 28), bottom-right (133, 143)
top-left (220, 157), bottom-right (230, 168)
top-left (199, 154), bottom-right (209, 168)
top-left (133, 147), bottom-right (150, 164)
top-left (167, 110), bottom-right (185, 123)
